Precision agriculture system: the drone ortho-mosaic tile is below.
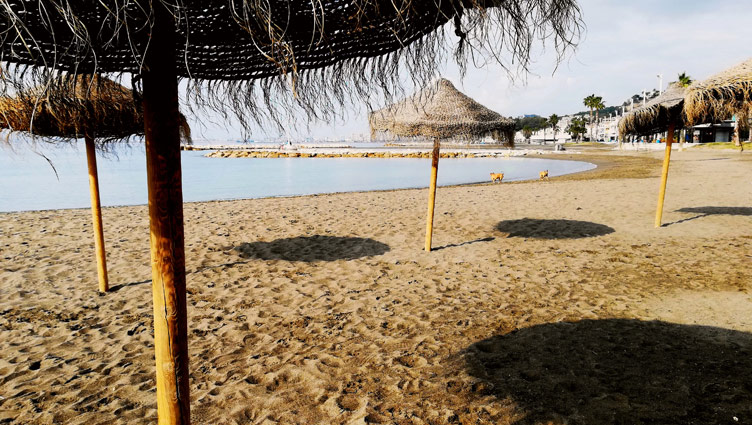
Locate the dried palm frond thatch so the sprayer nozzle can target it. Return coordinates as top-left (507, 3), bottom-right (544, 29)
top-left (619, 82), bottom-right (687, 136)
top-left (0, 75), bottom-right (191, 145)
top-left (0, 0), bottom-right (583, 129)
top-left (684, 58), bottom-right (752, 125)
top-left (369, 78), bottom-right (515, 143)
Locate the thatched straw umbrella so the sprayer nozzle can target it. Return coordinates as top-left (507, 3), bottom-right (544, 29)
top-left (369, 78), bottom-right (515, 251)
top-left (619, 82), bottom-right (687, 137)
top-left (0, 75), bottom-right (190, 293)
top-left (685, 57), bottom-right (752, 145)
top-left (618, 82), bottom-right (688, 227)
top-left (0, 1), bottom-right (582, 422)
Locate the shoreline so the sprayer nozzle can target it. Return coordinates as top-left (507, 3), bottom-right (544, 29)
top-left (1, 152), bottom-right (669, 215)
top-left (1, 154), bottom-right (603, 214)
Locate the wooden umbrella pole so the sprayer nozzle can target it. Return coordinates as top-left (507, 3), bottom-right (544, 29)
top-left (85, 135), bottom-right (109, 292)
top-left (425, 138), bottom-right (440, 251)
top-left (655, 122), bottom-right (675, 228)
top-left (142, 4), bottom-right (191, 424)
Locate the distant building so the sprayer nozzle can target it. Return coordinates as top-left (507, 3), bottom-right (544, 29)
top-left (596, 115), bottom-right (620, 141)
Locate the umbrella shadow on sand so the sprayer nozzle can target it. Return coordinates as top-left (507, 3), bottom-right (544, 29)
top-left (663, 206), bottom-right (752, 227)
top-left (234, 235), bottom-right (390, 262)
top-left (464, 319), bottom-right (752, 425)
top-left (495, 218), bottom-right (614, 239)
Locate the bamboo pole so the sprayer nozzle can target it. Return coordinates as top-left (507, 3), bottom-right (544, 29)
top-left (85, 135), bottom-right (109, 292)
top-left (655, 122), bottom-right (675, 228)
top-left (142, 4), bottom-right (191, 424)
top-left (425, 138), bottom-right (440, 251)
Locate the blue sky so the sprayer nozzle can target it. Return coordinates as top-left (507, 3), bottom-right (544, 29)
top-left (189, 0), bottom-right (752, 142)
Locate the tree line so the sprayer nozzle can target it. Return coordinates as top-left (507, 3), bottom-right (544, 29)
top-left (515, 114), bottom-right (586, 142)
top-left (515, 73), bottom-right (694, 143)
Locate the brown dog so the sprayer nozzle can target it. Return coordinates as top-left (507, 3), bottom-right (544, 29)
top-left (539, 170), bottom-right (549, 181)
top-left (490, 172), bottom-right (504, 183)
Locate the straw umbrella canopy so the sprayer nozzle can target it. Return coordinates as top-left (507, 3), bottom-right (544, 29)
top-left (0, 74), bottom-right (191, 145)
top-left (2, 76), bottom-right (142, 142)
top-left (369, 78), bottom-right (516, 143)
top-left (0, 1), bottom-right (583, 124)
top-left (0, 1), bottom-right (583, 423)
top-left (619, 82), bottom-right (688, 137)
top-left (684, 58), bottom-right (752, 127)
top-left (0, 75), bottom-right (190, 292)
top-left (369, 78), bottom-right (515, 251)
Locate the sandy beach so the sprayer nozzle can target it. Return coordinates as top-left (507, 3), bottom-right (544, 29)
top-left (1, 147), bottom-right (751, 424)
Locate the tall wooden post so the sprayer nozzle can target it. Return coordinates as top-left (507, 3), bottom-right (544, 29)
top-left (142, 3), bottom-right (191, 424)
top-left (85, 135), bottom-right (109, 292)
top-left (655, 122), bottom-right (675, 228)
top-left (425, 139), bottom-right (440, 251)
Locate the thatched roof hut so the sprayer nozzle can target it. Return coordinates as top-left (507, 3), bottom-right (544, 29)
top-left (0, 75), bottom-right (190, 145)
top-left (619, 82), bottom-right (687, 136)
top-left (369, 79), bottom-right (515, 144)
top-left (684, 58), bottom-right (752, 125)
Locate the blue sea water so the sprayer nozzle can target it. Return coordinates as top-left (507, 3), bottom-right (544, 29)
top-left (0, 143), bottom-right (595, 212)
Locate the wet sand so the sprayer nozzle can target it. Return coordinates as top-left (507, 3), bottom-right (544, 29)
top-left (1, 148), bottom-right (751, 424)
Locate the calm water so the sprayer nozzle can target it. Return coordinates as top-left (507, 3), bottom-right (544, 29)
top-left (0, 143), bottom-right (595, 212)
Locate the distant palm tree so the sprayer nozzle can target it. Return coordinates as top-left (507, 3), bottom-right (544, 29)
top-left (677, 72), bottom-right (692, 87)
top-left (540, 118), bottom-right (548, 144)
top-left (567, 117), bottom-right (586, 141)
top-left (593, 97), bottom-right (605, 141)
top-left (549, 114), bottom-right (560, 141)
top-left (522, 126), bottom-right (533, 142)
top-left (583, 94), bottom-right (597, 140)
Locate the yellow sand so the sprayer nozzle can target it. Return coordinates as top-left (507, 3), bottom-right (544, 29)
top-left (1, 148), bottom-right (751, 424)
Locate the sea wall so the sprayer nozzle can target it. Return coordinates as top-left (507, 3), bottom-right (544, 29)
top-left (204, 149), bottom-right (551, 159)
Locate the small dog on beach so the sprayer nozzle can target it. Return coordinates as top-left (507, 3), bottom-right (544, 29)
top-left (490, 173), bottom-right (504, 183)
top-left (539, 170), bottom-right (549, 181)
